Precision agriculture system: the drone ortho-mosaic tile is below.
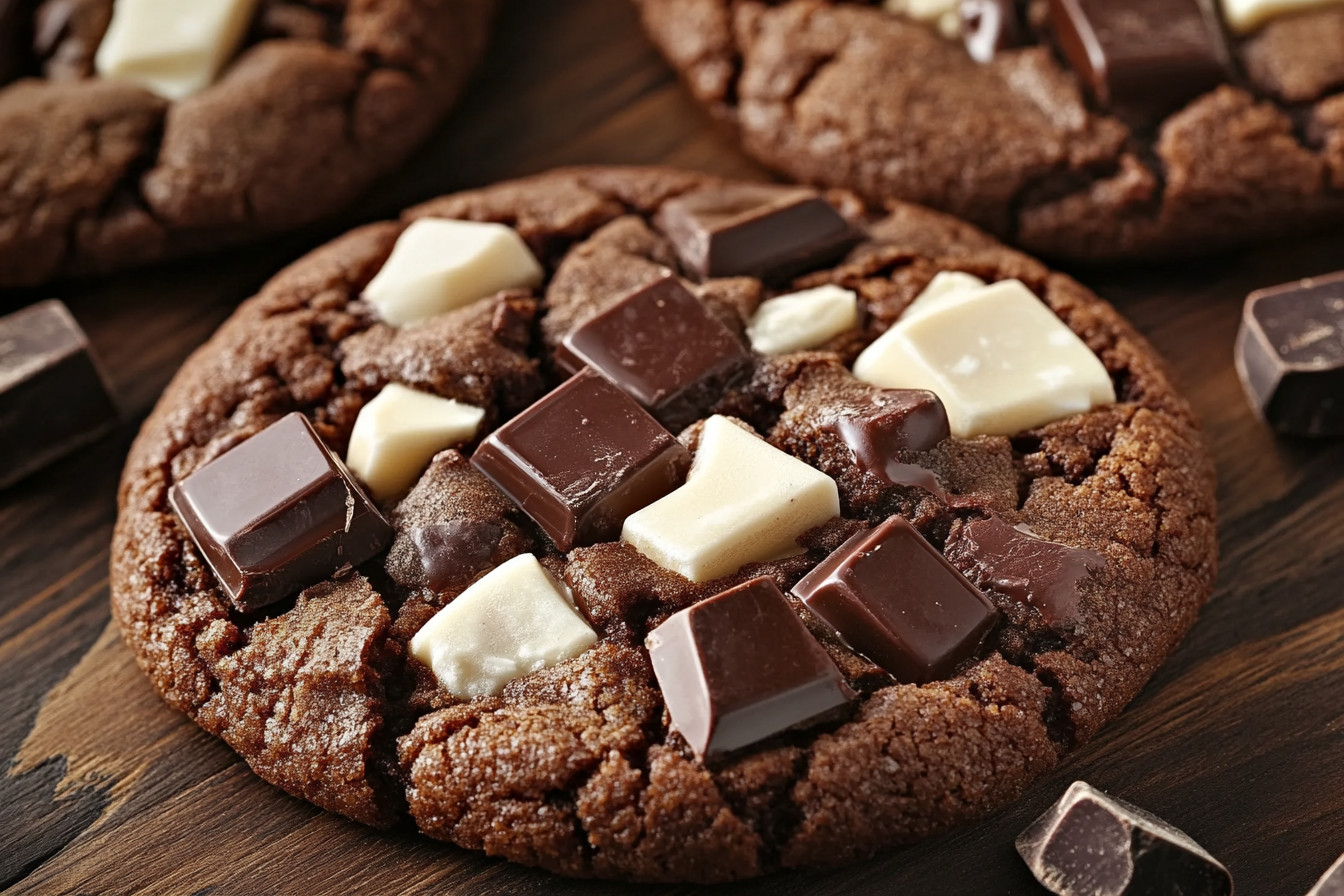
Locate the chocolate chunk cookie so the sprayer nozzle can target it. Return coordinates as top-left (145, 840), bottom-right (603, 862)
top-left (634, 0), bottom-right (1344, 260)
top-left (111, 166), bottom-right (1217, 882)
top-left (0, 0), bottom-right (495, 287)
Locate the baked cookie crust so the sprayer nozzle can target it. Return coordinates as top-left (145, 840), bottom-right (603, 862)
top-left (111, 166), bottom-right (1217, 882)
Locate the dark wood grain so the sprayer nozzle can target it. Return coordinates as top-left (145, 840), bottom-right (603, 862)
top-left (3, 0), bottom-right (1344, 893)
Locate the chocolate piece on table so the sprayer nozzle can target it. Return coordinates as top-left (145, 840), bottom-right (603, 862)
top-left (654, 185), bottom-right (857, 282)
top-left (557, 274), bottom-right (751, 431)
top-left (944, 513), bottom-right (1104, 628)
top-left (0, 300), bottom-right (118, 490)
top-left (1017, 781), bottom-right (1233, 896)
top-left (169, 412), bottom-right (393, 613)
top-left (412, 519), bottom-right (503, 593)
top-left (1308, 852), bottom-right (1344, 896)
top-left (1047, 0), bottom-right (1228, 121)
top-left (471, 368), bottom-right (691, 552)
top-left (960, 0), bottom-right (1024, 64)
top-left (792, 515), bottom-right (998, 683)
top-left (822, 389), bottom-right (951, 481)
top-left (646, 576), bottom-right (855, 759)
top-left (1235, 271), bottom-right (1344, 437)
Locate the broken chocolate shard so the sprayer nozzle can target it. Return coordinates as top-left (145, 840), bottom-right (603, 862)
top-left (646, 576), bottom-right (855, 759)
top-left (412, 519), bottom-right (503, 593)
top-left (655, 184), bottom-right (858, 282)
top-left (169, 412), bottom-right (393, 613)
top-left (961, 0), bottom-right (1023, 63)
top-left (0, 300), bottom-right (119, 490)
top-left (1047, 0), bottom-right (1228, 121)
top-left (558, 274), bottom-right (751, 431)
top-left (945, 513), bottom-right (1104, 628)
top-left (471, 368), bottom-right (691, 552)
top-left (822, 389), bottom-right (951, 481)
top-left (1308, 853), bottom-right (1344, 896)
top-left (1017, 781), bottom-right (1233, 896)
top-left (791, 515), bottom-right (999, 683)
top-left (1236, 271), bottom-right (1344, 437)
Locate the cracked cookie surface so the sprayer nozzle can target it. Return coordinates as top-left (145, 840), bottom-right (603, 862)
top-left (634, 0), bottom-right (1344, 261)
top-left (110, 166), bottom-right (1218, 882)
top-left (0, 0), bottom-right (495, 287)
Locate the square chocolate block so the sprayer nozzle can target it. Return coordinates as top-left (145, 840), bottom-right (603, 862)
top-left (1236, 271), bottom-right (1344, 436)
top-left (792, 516), bottom-right (998, 683)
top-left (558, 274), bottom-right (751, 431)
top-left (1048, 0), bottom-right (1228, 121)
top-left (471, 368), bottom-right (691, 552)
top-left (0, 300), bottom-right (118, 490)
top-left (654, 184), bottom-right (857, 282)
top-left (646, 576), bottom-right (854, 759)
top-left (169, 412), bottom-right (393, 612)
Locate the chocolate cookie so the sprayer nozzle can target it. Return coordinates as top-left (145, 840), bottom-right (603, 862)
top-left (111, 166), bottom-right (1217, 882)
top-left (634, 0), bottom-right (1344, 261)
top-left (0, 0), bottom-right (495, 287)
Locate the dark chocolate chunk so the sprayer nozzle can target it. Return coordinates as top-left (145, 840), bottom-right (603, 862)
top-left (1236, 271), bottom-right (1344, 437)
top-left (412, 519), bottom-right (503, 593)
top-left (822, 389), bottom-right (951, 481)
top-left (791, 515), bottom-right (998, 683)
top-left (557, 274), bottom-right (751, 431)
top-left (1017, 781), bottom-right (1233, 896)
top-left (654, 185), bottom-right (857, 282)
top-left (961, 0), bottom-right (1024, 64)
top-left (471, 368), bottom-right (691, 552)
top-left (1047, 0), bottom-right (1228, 121)
top-left (646, 576), bottom-right (855, 759)
top-left (945, 513), bottom-right (1103, 628)
top-left (1308, 853), bottom-right (1344, 896)
top-left (169, 412), bottom-right (393, 613)
top-left (0, 300), bottom-right (118, 490)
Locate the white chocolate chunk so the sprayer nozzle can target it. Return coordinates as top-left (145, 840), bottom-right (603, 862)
top-left (94, 0), bottom-right (261, 100)
top-left (622, 416), bottom-right (840, 583)
top-left (852, 279), bottom-right (1115, 438)
top-left (363, 218), bottom-right (544, 327)
top-left (901, 270), bottom-right (987, 323)
top-left (747, 285), bottom-right (860, 355)
top-left (345, 383), bottom-right (484, 500)
top-left (883, 0), bottom-right (962, 37)
top-left (1220, 0), bottom-right (1344, 34)
top-left (408, 554), bottom-right (597, 698)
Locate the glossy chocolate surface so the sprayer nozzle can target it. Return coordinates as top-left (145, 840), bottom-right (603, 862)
top-left (1048, 0), bottom-right (1227, 121)
top-left (1236, 271), bottom-right (1344, 437)
top-left (558, 274), bottom-right (751, 431)
top-left (822, 389), bottom-right (950, 481)
top-left (471, 368), bottom-right (691, 551)
top-left (945, 513), bottom-right (1103, 628)
top-left (792, 516), bottom-right (998, 683)
top-left (412, 519), bottom-right (503, 593)
top-left (0, 300), bottom-right (118, 489)
top-left (169, 412), bottom-right (392, 612)
top-left (646, 576), bottom-right (854, 759)
top-left (655, 185), bottom-right (857, 282)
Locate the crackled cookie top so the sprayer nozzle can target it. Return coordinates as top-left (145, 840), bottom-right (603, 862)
top-left (0, 0), bottom-right (495, 287)
top-left (112, 167), bottom-right (1217, 882)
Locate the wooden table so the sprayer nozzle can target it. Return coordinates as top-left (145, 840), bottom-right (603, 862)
top-left (4, 1), bottom-right (1344, 892)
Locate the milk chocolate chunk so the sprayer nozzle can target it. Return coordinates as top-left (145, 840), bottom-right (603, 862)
top-left (961, 0), bottom-right (1024, 63)
top-left (1236, 272), bottom-right (1344, 436)
top-left (169, 413), bottom-right (393, 613)
top-left (646, 576), bottom-right (855, 759)
top-left (412, 519), bottom-right (503, 593)
top-left (822, 389), bottom-right (950, 482)
top-left (0, 301), bottom-right (118, 490)
top-left (945, 514), bottom-right (1103, 628)
top-left (791, 515), bottom-right (998, 683)
top-left (1308, 853), bottom-right (1344, 896)
top-left (1017, 781), bottom-right (1233, 896)
top-left (1047, 0), bottom-right (1228, 121)
top-left (655, 185), bottom-right (857, 282)
top-left (558, 274), bottom-right (751, 431)
top-left (471, 368), bottom-right (691, 552)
